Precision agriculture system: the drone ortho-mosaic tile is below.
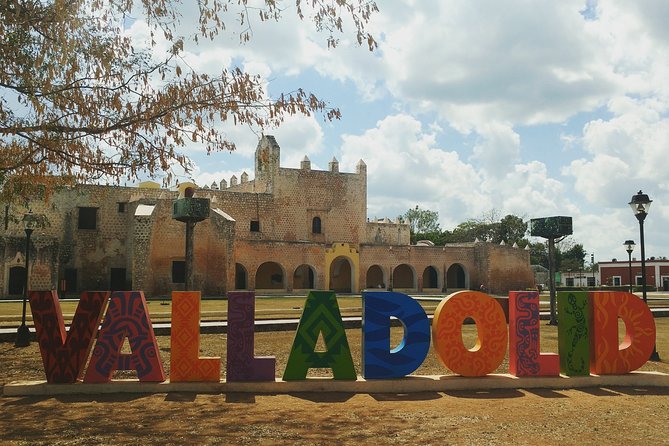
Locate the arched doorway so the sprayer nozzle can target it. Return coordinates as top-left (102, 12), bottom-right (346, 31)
top-left (447, 263), bottom-right (467, 289)
top-left (393, 264), bottom-right (415, 289)
top-left (8, 266), bottom-right (26, 295)
top-left (293, 264), bottom-right (315, 289)
top-left (235, 263), bottom-right (248, 290)
top-left (366, 265), bottom-right (385, 289)
top-left (329, 257), bottom-right (352, 293)
top-left (255, 262), bottom-right (285, 290)
top-left (422, 266), bottom-right (439, 290)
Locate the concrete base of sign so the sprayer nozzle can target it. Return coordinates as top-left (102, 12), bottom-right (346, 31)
top-left (3, 372), bottom-right (668, 396)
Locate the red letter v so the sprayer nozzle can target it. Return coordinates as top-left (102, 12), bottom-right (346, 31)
top-left (29, 290), bottom-right (109, 383)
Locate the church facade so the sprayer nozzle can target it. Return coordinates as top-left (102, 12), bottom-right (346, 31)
top-left (0, 136), bottom-right (534, 298)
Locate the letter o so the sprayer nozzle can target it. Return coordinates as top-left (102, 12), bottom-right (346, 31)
top-left (432, 291), bottom-right (508, 377)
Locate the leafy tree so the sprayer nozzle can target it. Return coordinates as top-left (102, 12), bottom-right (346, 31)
top-left (402, 205), bottom-right (441, 243)
top-left (560, 243), bottom-right (586, 271)
top-left (446, 219), bottom-right (496, 243)
top-left (527, 241), bottom-right (549, 267)
top-left (497, 214), bottom-right (528, 245)
top-left (0, 0), bottom-right (378, 200)
top-left (443, 212), bottom-right (527, 245)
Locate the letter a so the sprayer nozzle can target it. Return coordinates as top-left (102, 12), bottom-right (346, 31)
top-left (84, 291), bottom-right (165, 383)
top-left (283, 291), bottom-right (356, 380)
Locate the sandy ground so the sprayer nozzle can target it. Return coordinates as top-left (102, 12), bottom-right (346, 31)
top-left (2, 327), bottom-right (669, 445)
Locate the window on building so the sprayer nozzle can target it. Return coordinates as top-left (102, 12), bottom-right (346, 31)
top-left (566, 278), bottom-right (574, 287)
top-left (587, 276), bottom-right (595, 287)
top-left (250, 220), bottom-right (260, 232)
top-left (636, 276), bottom-right (643, 286)
top-left (312, 216), bottom-right (322, 234)
top-left (172, 261), bottom-right (185, 283)
top-left (117, 202), bottom-right (127, 213)
top-left (78, 207), bottom-right (98, 230)
top-left (612, 276), bottom-right (621, 286)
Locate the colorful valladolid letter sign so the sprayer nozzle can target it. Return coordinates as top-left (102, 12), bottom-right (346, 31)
top-left (557, 291), bottom-right (590, 376)
top-left (432, 291), bottom-right (508, 377)
top-left (590, 291), bottom-right (656, 375)
top-left (508, 291), bottom-right (559, 377)
top-left (29, 290), bottom-right (110, 383)
top-left (283, 291), bottom-right (356, 380)
top-left (362, 291), bottom-right (430, 379)
top-left (84, 291), bottom-right (165, 383)
top-left (170, 291), bottom-right (221, 382)
top-left (226, 291), bottom-right (276, 381)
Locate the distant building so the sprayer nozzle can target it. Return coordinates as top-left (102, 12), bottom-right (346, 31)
top-left (599, 259), bottom-right (669, 290)
top-left (1, 136), bottom-right (534, 297)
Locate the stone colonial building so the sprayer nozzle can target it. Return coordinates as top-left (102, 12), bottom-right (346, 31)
top-left (1, 136), bottom-right (534, 297)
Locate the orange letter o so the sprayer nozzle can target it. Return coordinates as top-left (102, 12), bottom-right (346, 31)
top-left (432, 291), bottom-right (508, 376)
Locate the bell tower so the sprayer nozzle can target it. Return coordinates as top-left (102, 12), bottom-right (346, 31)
top-left (255, 135), bottom-right (281, 193)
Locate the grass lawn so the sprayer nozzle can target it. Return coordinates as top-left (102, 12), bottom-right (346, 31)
top-left (1, 291), bottom-right (668, 326)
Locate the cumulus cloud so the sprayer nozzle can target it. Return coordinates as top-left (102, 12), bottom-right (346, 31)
top-left (125, 1), bottom-right (669, 261)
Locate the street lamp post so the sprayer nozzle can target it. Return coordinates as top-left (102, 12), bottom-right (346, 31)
top-left (15, 210), bottom-right (38, 347)
top-left (624, 240), bottom-right (635, 294)
top-left (590, 253), bottom-right (595, 287)
top-left (629, 190), bottom-right (660, 361)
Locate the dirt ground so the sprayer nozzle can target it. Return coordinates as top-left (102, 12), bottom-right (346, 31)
top-left (2, 328), bottom-right (669, 445)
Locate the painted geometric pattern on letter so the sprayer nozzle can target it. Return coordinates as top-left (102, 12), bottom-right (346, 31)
top-left (170, 291), bottom-right (220, 382)
top-left (226, 291), bottom-right (275, 382)
top-left (29, 290), bottom-right (109, 383)
top-left (283, 291), bottom-right (356, 380)
top-left (84, 291), bottom-right (165, 383)
top-left (362, 291), bottom-right (430, 379)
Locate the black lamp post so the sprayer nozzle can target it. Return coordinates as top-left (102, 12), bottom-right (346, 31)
top-left (590, 253), bottom-right (595, 287)
top-left (628, 190), bottom-right (660, 361)
top-left (15, 210), bottom-right (38, 347)
top-left (624, 240), bottom-right (635, 294)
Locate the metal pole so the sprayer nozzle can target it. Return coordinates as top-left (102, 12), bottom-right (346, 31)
top-left (638, 214), bottom-right (660, 360)
top-left (628, 251), bottom-right (633, 294)
top-left (185, 221), bottom-right (195, 291)
top-left (15, 228), bottom-right (32, 347)
top-left (639, 217), bottom-right (647, 304)
top-left (547, 237), bottom-right (557, 325)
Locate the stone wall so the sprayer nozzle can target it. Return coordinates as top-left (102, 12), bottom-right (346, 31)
top-left (0, 136), bottom-right (534, 297)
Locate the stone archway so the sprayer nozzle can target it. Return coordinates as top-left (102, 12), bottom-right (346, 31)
top-left (366, 265), bottom-right (386, 289)
top-left (446, 263), bottom-right (468, 289)
top-left (329, 257), bottom-right (353, 293)
top-left (393, 264), bottom-right (416, 290)
top-left (422, 266), bottom-right (439, 290)
top-left (235, 263), bottom-right (248, 290)
top-left (255, 261), bottom-right (286, 290)
top-left (293, 264), bottom-right (316, 289)
top-left (325, 243), bottom-right (359, 293)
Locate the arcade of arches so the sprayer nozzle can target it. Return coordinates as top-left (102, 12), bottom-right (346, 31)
top-left (239, 260), bottom-right (470, 293)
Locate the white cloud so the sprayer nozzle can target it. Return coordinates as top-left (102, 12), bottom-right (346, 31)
top-left (373, 0), bottom-right (617, 133)
top-left (265, 115), bottom-right (325, 169)
top-left (130, 1), bottom-right (669, 262)
top-left (471, 123), bottom-right (520, 179)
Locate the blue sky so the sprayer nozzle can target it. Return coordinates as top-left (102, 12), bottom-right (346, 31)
top-left (129, 1), bottom-right (669, 264)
